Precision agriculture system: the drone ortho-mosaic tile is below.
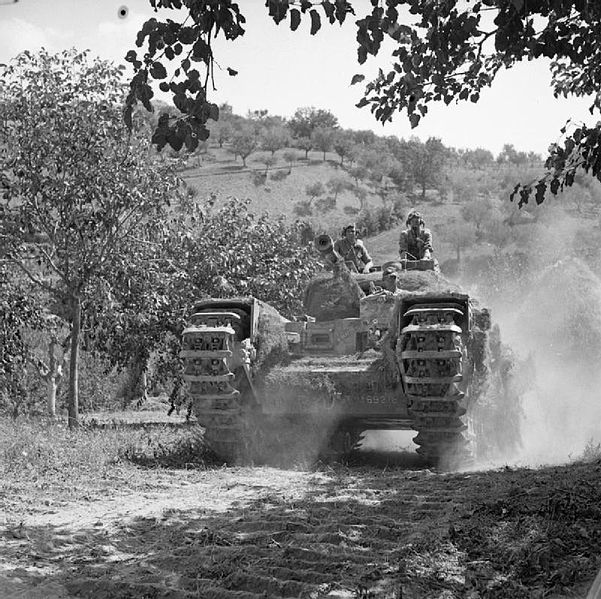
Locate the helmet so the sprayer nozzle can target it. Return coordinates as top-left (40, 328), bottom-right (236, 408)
top-left (406, 211), bottom-right (424, 226)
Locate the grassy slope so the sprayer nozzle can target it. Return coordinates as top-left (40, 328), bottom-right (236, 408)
top-left (182, 146), bottom-right (364, 234)
top-left (181, 144), bottom-right (482, 266)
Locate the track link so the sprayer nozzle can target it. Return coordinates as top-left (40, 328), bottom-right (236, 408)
top-left (398, 305), bottom-right (470, 465)
top-left (180, 311), bottom-right (254, 462)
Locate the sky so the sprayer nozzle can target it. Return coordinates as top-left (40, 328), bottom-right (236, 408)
top-left (0, 0), bottom-right (596, 155)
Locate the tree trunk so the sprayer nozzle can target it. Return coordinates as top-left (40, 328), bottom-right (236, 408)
top-left (68, 295), bottom-right (81, 428)
top-left (47, 378), bottom-right (58, 418)
top-left (421, 181), bottom-right (426, 201)
top-left (456, 245), bottom-right (461, 262)
top-left (121, 358), bottom-right (149, 408)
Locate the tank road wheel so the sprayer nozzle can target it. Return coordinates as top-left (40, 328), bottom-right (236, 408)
top-left (180, 311), bottom-right (262, 464)
top-left (398, 304), bottom-right (472, 469)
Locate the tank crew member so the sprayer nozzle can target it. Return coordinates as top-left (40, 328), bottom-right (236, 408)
top-left (333, 224), bottom-right (374, 273)
top-left (399, 211), bottom-right (433, 260)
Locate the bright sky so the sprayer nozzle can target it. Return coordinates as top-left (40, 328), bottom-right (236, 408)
top-left (0, 0), bottom-right (596, 155)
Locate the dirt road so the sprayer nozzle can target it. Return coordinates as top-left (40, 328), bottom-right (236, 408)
top-left (1, 453), bottom-right (600, 598)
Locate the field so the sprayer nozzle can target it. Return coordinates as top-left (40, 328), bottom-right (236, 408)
top-left (3, 146), bottom-right (601, 598)
top-left (1, 414), bottom-right (601, 599)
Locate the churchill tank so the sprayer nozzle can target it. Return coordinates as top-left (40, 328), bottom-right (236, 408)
top-left (179, 235), bottom-right (513, 468)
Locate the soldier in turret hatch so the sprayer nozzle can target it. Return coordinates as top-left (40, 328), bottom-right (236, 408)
top-left (333, 223), bottom-right (374, 274)
top-left (399, 211), bottom-right (433, 260)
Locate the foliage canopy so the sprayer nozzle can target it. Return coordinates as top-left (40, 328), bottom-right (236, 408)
top-left (0, 48), bottom-right (179, 424)
top-left (127, 0), bottom-right (601, 206)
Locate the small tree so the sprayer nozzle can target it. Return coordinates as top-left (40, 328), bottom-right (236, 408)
top-left (209, 120), bottom-right (233, 148)
top-left (231, 128), bottom-right (257, 167)
top-left (282, 150), bottom-right (299, 174)
top-left (333, 131), bottom-right (355, 165)
top-left (461, 197), bottom-right (497, 236)
top-left (405, 137), bottom-right (448, 202)
top-left (260, 126), bottom-right (290, 156)
top-left (441, 222), bottom-right (477, 263)
top-left (259, 154), bottom-right (277, 174)
top-left (311, 127), bottom-right (335, 161)
top-left (288, 106), bottom-right (339, 138)
top-left (295, 136), bottom-right (313, 160)
top-left (327, 177), bottom-right (349, 202)
top-left (0, 49), bottom-right (177, 427)
top-left (305, 182), bottom-right (326, 206)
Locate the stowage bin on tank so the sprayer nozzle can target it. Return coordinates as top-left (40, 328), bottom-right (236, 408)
top-left (180, 235), bottom-right (507, 469)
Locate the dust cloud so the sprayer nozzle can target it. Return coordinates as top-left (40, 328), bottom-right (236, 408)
top-left (500, 258), bottom-right (601, 465)
top-left (471, 210), bottom-right (601, 468)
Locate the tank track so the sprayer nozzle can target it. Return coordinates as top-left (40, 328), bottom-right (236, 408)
top-left (180, 311), bottom-right (256, 463)
top-left (398, 304), bottom-right (470, 466)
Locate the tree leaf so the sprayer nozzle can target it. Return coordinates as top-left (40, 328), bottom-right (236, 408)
top-left (149, 61), bottom-right (167, 80)
top-left (290, 8), bottom-right (301, 31)
top-left (309, 10), bottom-right (321, 35)
top-left (409, 113), bottom-right (420, 128)
top-left (350, 74), bottom-right (365, 85)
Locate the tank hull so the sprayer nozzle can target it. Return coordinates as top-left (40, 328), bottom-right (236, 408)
top-left (180, 263), bottom-right (497, 467)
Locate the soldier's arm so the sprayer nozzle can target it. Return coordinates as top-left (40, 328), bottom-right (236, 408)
top-left (399, 231), bottom-right (408, 259)
top-left (423, 229), bottom-right (433, 252)
top-left (421, 229), bottom-right (433, 259)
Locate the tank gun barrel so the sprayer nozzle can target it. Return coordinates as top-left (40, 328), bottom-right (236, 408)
top-left (314, 234), bottom-right (344, 267)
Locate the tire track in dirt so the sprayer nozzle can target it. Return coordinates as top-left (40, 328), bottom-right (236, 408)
top-left (4, 465), bottom-right (477, 598)
top-left (2, 459), bottom-right (600, 598)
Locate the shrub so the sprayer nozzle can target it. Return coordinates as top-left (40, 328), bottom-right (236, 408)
top-left (270, 169), bottom-right (289, 181)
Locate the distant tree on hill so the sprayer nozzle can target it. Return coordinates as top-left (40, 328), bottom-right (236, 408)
top-left (209, 120), bottom-right (233, 148)
top-left (231, 128), bottom-right (257, 167)
top-left (260, 125), bottom-right (290, 156)
top-left (295, 136), bottom-right (313, 160)
top-left (352, 130), bottom-right (377, 146)
top-left (352, 187), bottom-right (368, 211)
top-left (461, 197), bottom-right (498, 236)
top-left (282, 150), bottom-right (299, 173)
top-left (289, 107), bottom-right (338, 138)
top-left (305, 182), bottom-right (326, 206)
top-left (388, 161), bottom-right (413, 195)
top-left (357, 144), bottom-right (395, 201)
top-left (129, 1), bottom-right (601, 205)
top-left (441, 221), bottom-right (477, 263)
top-left (333, 131), bottom-right (355, 166)
top-left (327, 177), bottom-right (350, 202)
top-left (496, 144), bottom-right (529, 167)
top-left (459, 148), bottom-right (495, 170)
top-left (483, 213), bottom-right (513, 249)
top-left (315, 196), bottom-right (336, 213)
top-left (405, 137), bottom-right (448, 202)
top-left (349, 164), bottom-right (368, 188)
top-left (311, 127), bottom-right (336, 161)
top-left (259, 154), bottom-right (277, 174)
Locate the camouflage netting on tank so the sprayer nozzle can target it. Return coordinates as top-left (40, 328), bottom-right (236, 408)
top-left (365, 346), bottom-right (401, 387)
top-left (391, 269), bottom-right (463, 295)
top-left (260, 360), bottom-right (340, 413)
top-left (303, 270), bottom-right (365, 321)
top-left (262, 362), bottom-right (337, 392)
top-left (253, 303), bottom-right (290, 374)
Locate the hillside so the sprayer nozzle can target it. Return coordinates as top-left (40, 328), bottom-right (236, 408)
top-left (179, 145), bottom-right (517, 267)
top-left (181, 146), bottom-right (365, 234)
